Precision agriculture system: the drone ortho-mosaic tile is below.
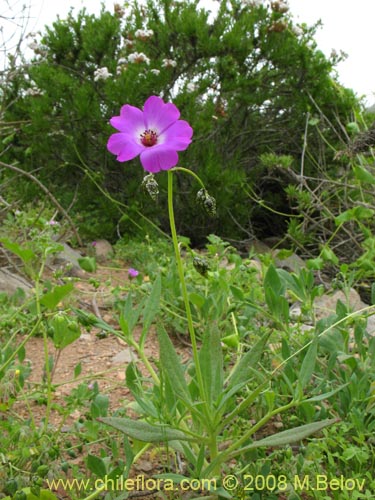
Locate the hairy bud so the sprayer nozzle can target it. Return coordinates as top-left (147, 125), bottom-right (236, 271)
top-left (142, 174), bottom-right (159, 201)
top-left (193, 256), bottom-right (210, 277)
top-left (196, 188), bottom-right (217, 217)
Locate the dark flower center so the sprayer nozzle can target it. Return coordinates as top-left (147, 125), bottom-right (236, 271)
top-left (140, 129), bottom-right (158, 147)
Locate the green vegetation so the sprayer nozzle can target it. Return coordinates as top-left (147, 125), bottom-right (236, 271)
top-left (1, 0), bottom-right (359, 242)
top-left (1, 1), bottom-right (375, 499)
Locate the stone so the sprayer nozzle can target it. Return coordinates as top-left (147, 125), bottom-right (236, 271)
top-left (0, 268), bottom-right (32, 296)
top-left (313, 288), bottom-right (363, 320)
top-left (52, 242), bottom-right (85, 277)
top-left (92, 239), bottom-right (113, 262)
top-left (112, 348), bottom-right (138, 364)
top-left (273, 250), bottom-right (306, 273)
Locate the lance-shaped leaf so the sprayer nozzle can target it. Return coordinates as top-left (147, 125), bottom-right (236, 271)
top-left (98, 417), bottom-right (196, 443)
top-left (204, 418), bottom-right (338, 476)
top-left (199, 327), bottom-right (223, 407)
top-left (158, 324), bottom-right (192, 403)
top-left (228, 330), bottom-right (271, 388)
top-left (233, 418), bottom-right (338, 455)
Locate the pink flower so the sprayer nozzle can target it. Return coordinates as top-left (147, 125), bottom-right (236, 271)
top-left (128, 268), bottom-right (139, 278)
top-left (107, 96), bottom-right (193, 173)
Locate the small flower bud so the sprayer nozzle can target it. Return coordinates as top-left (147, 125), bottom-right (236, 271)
top-left (193, 256), bottom-right (210, 277)
top-left (142, 174), bottom-right (159, 200)
top-left (203, 195), bottom-right (216, 216)
top-left (196, 188), bottom-right (216, 217)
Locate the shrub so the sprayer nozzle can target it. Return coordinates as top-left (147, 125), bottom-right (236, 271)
top-left (1, 0), bottom-right (359, 243)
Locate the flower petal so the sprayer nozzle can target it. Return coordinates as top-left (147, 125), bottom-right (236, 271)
top-left (160, 120), bottom-right (193, 150)
top-left (140, 146), bottom-right (178, 173)
top-left (107, 133), bottom-right (144, 162)
top-left (109, 104), bottom-right (145, 133)
top-left (143, 96), bottom-right (180, 134)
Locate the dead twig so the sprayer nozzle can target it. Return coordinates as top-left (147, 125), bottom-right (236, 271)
top-left (0, 160), bottom-right (83, 246)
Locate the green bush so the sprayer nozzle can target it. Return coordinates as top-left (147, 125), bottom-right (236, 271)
top-left (1, 0), bottom-right (359, 243)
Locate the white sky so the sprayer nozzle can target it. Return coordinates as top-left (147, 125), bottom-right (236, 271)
top-left (1, 0), bottom-right (374, 105)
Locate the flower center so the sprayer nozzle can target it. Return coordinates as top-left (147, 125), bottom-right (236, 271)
top-left (140, 129), bottom-right (158, 147)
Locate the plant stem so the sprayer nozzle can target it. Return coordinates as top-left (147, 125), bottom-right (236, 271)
top-left (171, 166), bottom-right (205, 189)
top-left (167, 171), bottom-right (220, 473)
top-left (36, 258), bottom-right (53, 432)
top-left (167, 171), bottom-right (206, 404)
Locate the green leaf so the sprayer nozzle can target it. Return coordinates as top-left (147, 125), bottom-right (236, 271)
top-left (2, 488), bottom-right (59, 500)
top-left (308, 117), bottom-right (320, 126)
top-left (40, 282), bottom-right (74, 310)
top-left (119, 294), bottom-right (143, 338)
top-left (78, 256), bottom-right (97, 272)
top-left (228, 331), bottom-right (271, 388)
top-left (335, 206), bottom-right (375, 225)
top-left (86, 454), bottom-right (107, 477)
top-left (298, 338), bottom-right (318, 390)
top-left (158, 325), bottom-right (191, 403)
top-left (230, 285), bottom-right (244, 301)
top-left (73, 308), bottom-right (118, 333)
top-left (90, 394), bottom-right (109, 417)
top-left (264, 264), bottom-right (284, 297)
top-left (236, 418), bottom-right (338, 453)
top-left (98, 417), bottom-right (195, 442)
top-left (0, 238), bottom-right (35, 263)
top-left (353, 165), bottom-right (375, 185)
top-left (264, 265), bottom-right (289, 321)
top-left (126, 362), bottom-right (159, 418)
top-left (140, 274), bottom-right (161, 347)
top-left (320, 245), bottom-right (339, 265)
top-left (306, 257), bottom-right (324, 270)
top-left (74, 362), bottom-right (82, 378)
top-left (51, 315), bottom-right (81, 349)
top-left (189, 292), bottom-right (206, 309)
top-left (199, 327), bottom-right (223, 407)
top-left (303, 383), bottom-right (349, 402)
top-left (204, 418), bottom-right (337, 476)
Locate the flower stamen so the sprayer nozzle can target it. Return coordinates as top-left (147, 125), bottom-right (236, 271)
top-left (140, 129), bottom-right (158, 147)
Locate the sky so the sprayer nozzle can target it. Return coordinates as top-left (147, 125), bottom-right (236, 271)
top-left (1, 0), bottom-right (374, 106)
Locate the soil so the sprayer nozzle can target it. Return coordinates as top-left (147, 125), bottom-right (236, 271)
top-left (15, 262), bottom-right (193, 499)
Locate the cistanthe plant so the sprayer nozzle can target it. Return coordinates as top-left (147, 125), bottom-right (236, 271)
top-left (90, 96), bottom-right (336, 499)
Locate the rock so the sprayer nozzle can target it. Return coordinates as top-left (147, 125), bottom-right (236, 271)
top-left (112, 348), bottom-right (138, 364)
top-left (92, 239), bottom-right (113, 262)
top-left (248, 239), bottom-right (272, 254)
top-left (313, 288), bottom-right (364, 320)
top-left (0, 268), bottom-right (32, 296)
top-left (79, 333), bottom-right (92, 342)
top-left (273, 250), bottom-right (306, 273)
top-left (52, 243), bottom-right (85, 277)
top-left (366, 315), bottom-right (375, 336)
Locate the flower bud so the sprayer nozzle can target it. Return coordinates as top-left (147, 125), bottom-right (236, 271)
top-left (193, 256), bottom-right (210, 277)
top-left (196, 188), bottom-right (216, 217)
top-left (142, 174), bottom-right (159, 201)
top-left (203, 195), bottom-right (216, 216)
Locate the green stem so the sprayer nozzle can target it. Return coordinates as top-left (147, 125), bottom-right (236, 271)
top-left (0, 319), bottom-right (42, 374)
top-left (171, 166), bottom-right (205, 189)
top-left (167, 171), bottom-right (206, 405)
top-left (167, 171), bottom-right (220, 471)
top-left (126, 338), bottom-right (160, 385)
top-left (36, 257), bottom-right (53, 433)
